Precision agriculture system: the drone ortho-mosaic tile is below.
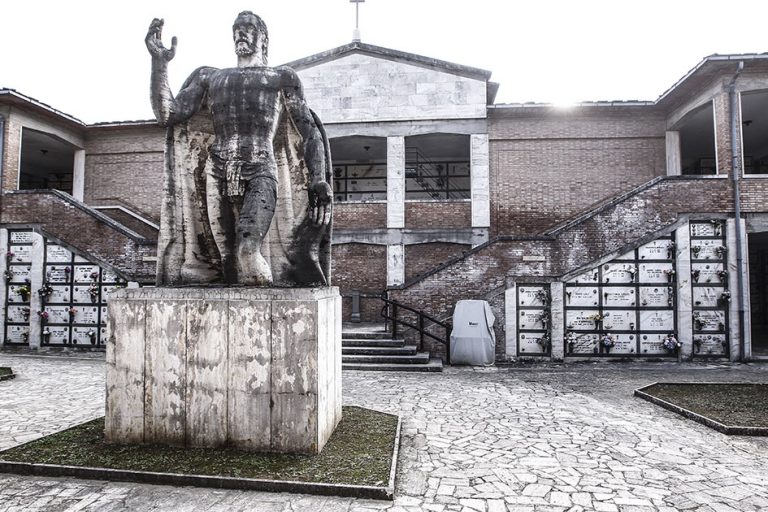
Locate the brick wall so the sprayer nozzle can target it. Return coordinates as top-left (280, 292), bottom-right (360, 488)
top-left (404, 201), bottom-right (471, 229)
top-left (333, 202), bottom-right (387, 229)
top-left (489, 107), bottom-right (666, 236)
top-left (405, 242), bottom-right (470, 281)
top-left (84, 125), bottom-right (165, 220)
top-left (332, 243), bottom-right (387, 322)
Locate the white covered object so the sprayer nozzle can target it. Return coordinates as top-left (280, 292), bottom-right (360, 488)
top-left (450, 300), bottom-right (496, 365)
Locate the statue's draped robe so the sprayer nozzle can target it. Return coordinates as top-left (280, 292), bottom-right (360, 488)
top-left (156, 95), bottom-right (332, 287)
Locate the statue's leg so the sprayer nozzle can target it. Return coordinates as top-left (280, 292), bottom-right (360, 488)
top-left (205, 170), bottom-right (238, 283)
top-left (237, 176), bottom-right (276, 285)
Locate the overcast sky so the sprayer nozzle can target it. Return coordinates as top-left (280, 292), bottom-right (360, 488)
top-left (2, 0), bottom-right (767, 124)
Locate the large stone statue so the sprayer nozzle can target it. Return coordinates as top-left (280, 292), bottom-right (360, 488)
top-left (146, 12), bottom-right (333, 287)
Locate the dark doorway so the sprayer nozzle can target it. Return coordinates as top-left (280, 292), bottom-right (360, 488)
top-left (748, 232), bottom-right (768, 355)
top-left (19, 128), bottom-right (75, 193)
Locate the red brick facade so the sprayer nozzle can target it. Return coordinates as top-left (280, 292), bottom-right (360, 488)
top-left (405, 201), bottom-right (471, 229)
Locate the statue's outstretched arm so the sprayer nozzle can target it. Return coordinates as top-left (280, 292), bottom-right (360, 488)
top-left (280, 67), bottom-right (332, 226)
top-left (145, 18), bottom-right (210, 126)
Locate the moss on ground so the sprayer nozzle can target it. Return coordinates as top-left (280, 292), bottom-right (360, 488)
top-left (0, 406), bottom-right (397, 486)
top-left (644, 383), bottom-right (768, 427)
top-left (0, 367), bottom-right (13, 379)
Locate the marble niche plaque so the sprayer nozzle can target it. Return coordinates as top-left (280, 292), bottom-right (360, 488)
top-left (692, 334), bottom-right (727, 355)
top-left (638, 262), bottom-right (673, 284)
top-left (691, 263), bottom-right (725, 284)
top-left (613, 250), bottom-right (636, 261)
top-left (10, 231), bottom-right (34, 244)
top-left (46, 245), bottom-right (72, 263)
top-left (518, 332), bottom-right (548, 354)
top-left (46, 266), bottom-right (71, 283)
top-left (565, 287), bottom-right (598, 307)
top-left (639, 286), bottom-right (673, 307)
top-left (517, 286), bottom-right (548, 307)
top-left (602, 263), bottom-right (636, 284)
top-left (6, 325), bottom-right (30, 343)
top-left (566, 310), bottom-right (601, 331)
top-left (638, 239), bottom-right (673, 260)
top-left (43, 306), bottom-right (71, 324)
top-left (567, 269), bottom-right (599, 284)
top-left (75, 306), bottom-right (100, 325)
top-left (6, 305), bottom-right (31, 323)
top-left (100, 306), bottom-right (108, 325)
top-left (72, 285), bottom-right (98, 304)
top-left (44, 326), bottom-right (70, 344)
top-left (603, 287), bottom-right (636, 307)
top-left (519, 309), bottom-right (547, 330)
top-left (640, 310), bottom-right (675, 331)
top-left (690, 239), bottom-right (726, 260)
top-left (7, 285), bottom-right (30, 304)
top-left (102, 270), bottom-right (119, 283)
top-left (693, 311), bottom-right (725, 332)
top-left (690, 222), bottom-right (722, 238)
top-left (101, 285), bottom-right (122, 298)
top-left (7, 265), bottom-right (31, 282)
top-left (640, 334), bottom-right (668, 355)
top-left (8, 245), bottom-right (32, 263)
top-left (693, 287), bottom-right (724, 308)
top-left (567, 333), bottom-right (599, 354)
top-left (48, 285), bottom-right (71, 303)
top-left (606, 334), bottom-right (636, 355)
top-left (601, 310), bottom-right (635, 331)
top-left (72, 326), bottom-right (99, 345)
top-left (73, 265), bottom-right (100, 283)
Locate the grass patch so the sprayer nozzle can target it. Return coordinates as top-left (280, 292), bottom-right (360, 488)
top-left (0, 367), bottom-right (14, 380)
top-left (0, 406), bottom-right (397, 486)
top-left (641, 383), bottom-right (768, 427)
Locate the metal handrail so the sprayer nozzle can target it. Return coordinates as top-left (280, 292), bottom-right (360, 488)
top-left (379, 295), bottom-right (452, 364)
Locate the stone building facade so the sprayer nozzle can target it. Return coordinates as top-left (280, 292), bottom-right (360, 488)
top-left (1, 47), bottom-right (767, 363)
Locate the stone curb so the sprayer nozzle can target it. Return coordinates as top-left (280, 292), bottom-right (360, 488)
top-left (634, 382), bottom-right (768, 436)
top-left (0, 413), bottom-right (402, 500)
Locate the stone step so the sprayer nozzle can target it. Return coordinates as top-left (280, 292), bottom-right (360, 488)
top-left (342, 358), bottom-right (444, 372)
top-left (342, 345), bottom-right (418, 356)
top-left (341, 331), bottom-right (394, 340)
top-left (341, 338), bottom-right (406, 348)
top-left (341, 352), bottom-right (431, 365)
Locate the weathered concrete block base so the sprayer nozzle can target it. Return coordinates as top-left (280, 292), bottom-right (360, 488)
top-left (105, 287), bottom-right (342, 454)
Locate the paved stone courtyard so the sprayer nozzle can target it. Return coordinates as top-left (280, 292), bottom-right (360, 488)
top-left (1, 354), bottom-right (767, 511)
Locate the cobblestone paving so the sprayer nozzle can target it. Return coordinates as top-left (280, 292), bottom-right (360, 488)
top-left (1, 354), bottom-right (768, 511)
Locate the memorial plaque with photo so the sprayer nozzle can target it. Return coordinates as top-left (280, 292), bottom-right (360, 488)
top-left (10, 231), bottom-right (34, 244)
top-left (102, 270), bottom-right (119, 283)
top-left (606, 334), bottom-right (636, 355)
top-left (72, 285), bottom-right (97, 304)
top-left (603, 287), bottom-right (636, 307)
top-left (567, 269), bottom-right (599, 284)
top-left (693, 311), bottom-right (725, 332)
top-left (690, 222), bottom-right (721, 238)
top-left (602, 263), bottom-right (636, 284)
top-left (45, 266), bottom-right (71, 283)
top-left (72, 326), bottom-right (99, 345)
top-left (638, 263), bottom-right (673, 283)
top-left (6, 325), bottom-right (30, 343)
top-left (517, 286), bottom-right (548, 306)
top-left (639, 286), bottom-right (673, 307)
top-left (638, 239), bottom-right (673, 260)
top-left (640, 310), bottom-right (675, 331)
top-left (613, 250), bottom-right (636, 261)
top-left (519, 309), bottom-right (547, 330)
top-left (44, 306), bottom-right (71, 325)
top-left (7, 265), bottom-right (31, 282)
top-left (73, 266), bottom-right (100, 283)
top-left (7, 285), bottom-right (31, 304)
top-left (567, 333), bottom-right (599, 354)
top-left (601, 310), bottom-right (635, 331)
top-left (693, 334), bottom-right (727, 355)
top-left (639, 334), bottom-right (668, 355)
top-left (8, 245), bottom-right (32, 263)
top-left (48, 285), bottom-right (71, 303)
top-left (44, 326), bottom-right (70, 345)
top-left (565, 287), bottom-right (598, 307)
top-left (690, 239), bottom-right (726, 260)
top-left (691, 263), bottom-right (725, 284)
top-left (46, 245), bottom-right (72, 263)
top-left (693, 287), bottom-right (723, 308)
top-left (566, 310), bottom-right (601, 331)
top-left (518, 332), bottom-right (548, 354)
top-left (77, 306), bottom-right (100, 325)
top-left (6, 305), bottom-right (31, 324)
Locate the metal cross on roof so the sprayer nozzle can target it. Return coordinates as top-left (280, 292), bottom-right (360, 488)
top-left (350, 0), bottom-right (365, 42)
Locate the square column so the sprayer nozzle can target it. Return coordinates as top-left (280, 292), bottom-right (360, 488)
top-left (470, 134), bottom-right (490, 230)
top-left (666, 131), bottom-right (681, 176)
top-left (386, 136), bottom-right (405, 229)
top-left (387, 244), bottom-right (404, 287)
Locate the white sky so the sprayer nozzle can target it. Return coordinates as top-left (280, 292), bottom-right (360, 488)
top-left (2, 0), bottom-right (767, 124)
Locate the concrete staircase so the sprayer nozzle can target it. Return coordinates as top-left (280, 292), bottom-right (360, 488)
top-left (342, 324), bottom-right (444, 372)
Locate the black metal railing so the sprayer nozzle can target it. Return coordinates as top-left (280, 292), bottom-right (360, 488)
top-left (380, 296), bottom-right (452, 364)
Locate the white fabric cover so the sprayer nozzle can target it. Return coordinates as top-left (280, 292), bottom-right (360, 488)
top-left (449, 300), bottom-right (496, 365)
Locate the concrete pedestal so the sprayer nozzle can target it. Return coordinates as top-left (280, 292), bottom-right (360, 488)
top-left (104, 287), bottom-right (342, 454)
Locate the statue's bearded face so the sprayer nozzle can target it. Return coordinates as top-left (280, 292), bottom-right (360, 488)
top-left (233, 22), bottom-right (261, 57)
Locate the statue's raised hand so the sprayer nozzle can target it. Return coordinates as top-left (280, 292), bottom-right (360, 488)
top-left (145, 18), bottom-right (177, 62)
